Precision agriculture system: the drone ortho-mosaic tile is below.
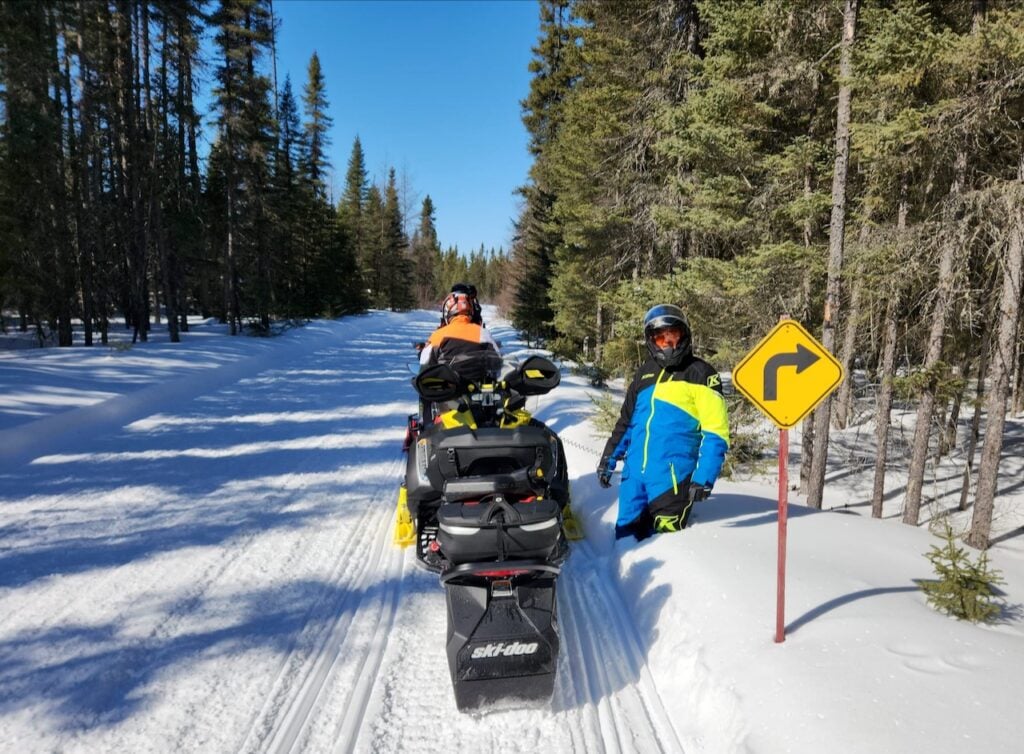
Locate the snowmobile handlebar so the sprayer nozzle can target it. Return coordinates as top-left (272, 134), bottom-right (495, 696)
top-left (413, 354), bottom-right (560, 404)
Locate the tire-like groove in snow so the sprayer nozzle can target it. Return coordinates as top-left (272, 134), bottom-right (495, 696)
top-left (330, 508), bottom-right (406, 754)
top-left (556, 557), bottom-right (612, 753)
top-left (560, 541), bottom-right (684, 753)
top-left (243, 456), bottom-right (404, 754)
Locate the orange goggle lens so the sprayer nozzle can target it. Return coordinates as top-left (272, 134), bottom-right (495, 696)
top-left (651, 327), bottom-right (682, 347)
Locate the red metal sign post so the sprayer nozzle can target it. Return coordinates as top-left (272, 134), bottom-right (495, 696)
top-left (776, 428), bottom-right (788, 643)
top-left (732, 317), bottom-right (843, 645)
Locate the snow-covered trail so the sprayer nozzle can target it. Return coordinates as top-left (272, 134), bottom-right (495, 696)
top-left (0, 311), bottom-right (684, 753)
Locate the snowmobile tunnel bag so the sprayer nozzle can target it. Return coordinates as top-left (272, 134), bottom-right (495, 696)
top-left (428, 425), bottom-right (557, 484)
top-left (437, 496), bottom-right (562, 564)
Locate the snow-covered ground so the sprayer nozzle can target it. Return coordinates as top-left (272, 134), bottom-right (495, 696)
top-left (1, 309), bottom-right (1022, 753)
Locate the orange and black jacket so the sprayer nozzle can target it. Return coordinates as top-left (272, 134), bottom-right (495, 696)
top-left (419, 315), bottom-right (499, 367)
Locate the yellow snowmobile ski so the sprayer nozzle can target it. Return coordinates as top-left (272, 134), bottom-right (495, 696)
top-left (561, 503), bottom-right (584, 541)
top-left (393, 484), bottom-right (416, 548)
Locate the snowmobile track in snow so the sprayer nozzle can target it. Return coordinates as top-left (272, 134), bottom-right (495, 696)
top-left (241, 455), bottom-right (406, 754)
top-left (558, 540), bottom-right (684, 753)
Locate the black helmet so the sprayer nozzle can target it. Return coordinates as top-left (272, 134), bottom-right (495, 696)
top-left (447, 282), bottom-right (483, 324)
top-left (643, 304), bottom-right (692, 367)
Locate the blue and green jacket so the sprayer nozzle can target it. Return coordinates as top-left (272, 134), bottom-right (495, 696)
top-left (602, 354), bottom-right (730, 495)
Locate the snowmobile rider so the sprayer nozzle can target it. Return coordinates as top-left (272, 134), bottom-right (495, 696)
top-left (597, 304), bottom-right (730, 540)
top-left (445, 282), bottom-right (484, 326)
top-left (419, 283), bottom-right (498, 367)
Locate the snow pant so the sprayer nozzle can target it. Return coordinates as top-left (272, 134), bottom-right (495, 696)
top-left (615, 470), bottom-right (695, 541)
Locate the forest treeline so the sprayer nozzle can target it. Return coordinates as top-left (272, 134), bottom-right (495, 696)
top-left (0, 0), bottom-right (509, 344)
top-left (508, 0), bottom-right (1023, 547)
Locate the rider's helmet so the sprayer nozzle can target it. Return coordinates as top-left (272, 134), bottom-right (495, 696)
top-left (440, 289), bottom-right (475, 325)
top-left (444, 282), bottom-right (483, 325)
top-left (643, 304), bottom-right (692, 368)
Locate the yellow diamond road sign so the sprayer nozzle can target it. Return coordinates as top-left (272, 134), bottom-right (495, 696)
top-left (732, 319), bottom-right (844, 429)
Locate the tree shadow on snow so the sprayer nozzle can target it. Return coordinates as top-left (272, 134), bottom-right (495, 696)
top-left (691, 493), bottom-right (820, 529)
top-left (0, 333), bottom-right (419, 588)
top-left (0, 574), bottom-right (431, 733)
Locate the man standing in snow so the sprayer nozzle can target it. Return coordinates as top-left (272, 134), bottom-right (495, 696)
top-left (597, 304), bottom-right (730, 540)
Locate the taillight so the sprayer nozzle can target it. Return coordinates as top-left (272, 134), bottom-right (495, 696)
top-left (477, 569), bottom-right (529, 578)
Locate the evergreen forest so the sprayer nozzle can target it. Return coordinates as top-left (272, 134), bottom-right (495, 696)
top-left (0, 0), bottom-right (509, 344)
top-left (509, 0), bottom-right (1023, 548)
top-left (1, 1), bottom-right (1022, 549)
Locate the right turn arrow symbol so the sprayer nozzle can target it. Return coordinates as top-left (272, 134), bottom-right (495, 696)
top-left (763, 344), bottom-right (820, 401)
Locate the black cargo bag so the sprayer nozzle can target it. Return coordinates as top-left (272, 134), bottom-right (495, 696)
top-left (437, 496), bottom-right (561, 564)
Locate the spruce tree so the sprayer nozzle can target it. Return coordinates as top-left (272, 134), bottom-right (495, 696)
top-left (383, 168), bottom-right (413, 310)
top-left (339, 136), bottom-right (369, 292)
top-left (211, 0), bottom-right (276, 332)
top-left (512, 0), bottom-right (577, 344)
top-left (301, 51), bottom-right (332, 200)
top-left (271, 75), bottom-right (307, 316)
top-left (410, 196), bottom-right (441, 307)
top-left (922, 519), bottom-right (1004, 623)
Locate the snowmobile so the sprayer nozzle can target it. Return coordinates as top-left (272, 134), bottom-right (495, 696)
top-left (398, 351), bottom-right (570, 711)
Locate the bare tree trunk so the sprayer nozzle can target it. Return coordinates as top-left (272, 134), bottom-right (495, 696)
top-left (871, 293), bottom-right (900, 518)
top-left (902, 159), bottom-right (967, 526)
top-left (901, 246), bottom-right (956, 525)
top-left (799, 416), bottom-right (814, 495)
top-left (74, 0), bottom-right (100, 347)
top-left (968, 184), bottom-right (1024, 549)
top-left (799, 155), bottom-right (817, 494)
top-left (807, 0), bottom-right (859, 509)
top-left (938, 369), bottom-right (963, 458)
top-left (47, 9), bottom-right (74, 347)
top-left (1011, 322), bottom-right (1023, 416)
top-left (958, 323), bottom-right (992, 511)
top-left (61, 14), bottom-right (89, 346)
top-left (833, 275), bottom-right (863, 429)
top-left (156, 13), bottom-right (179, 343)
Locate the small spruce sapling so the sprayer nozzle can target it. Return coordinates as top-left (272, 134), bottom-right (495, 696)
top-left (920, 518), bottom-right (1004, 623)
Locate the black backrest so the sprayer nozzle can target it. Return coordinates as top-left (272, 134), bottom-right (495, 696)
top-left (429, 425), bottom-right (555, 482)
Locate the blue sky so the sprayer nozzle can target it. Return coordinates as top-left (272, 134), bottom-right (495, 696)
top-left (271, 0), bottom-right (540, 255)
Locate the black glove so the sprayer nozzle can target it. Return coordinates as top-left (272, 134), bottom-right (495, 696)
top-left (688, 482), bottom-right (712, 504)
top-left (597, 457), bottom-right (616, 488)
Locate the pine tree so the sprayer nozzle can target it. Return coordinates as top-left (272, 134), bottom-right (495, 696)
top-left (807, 0), bottom-right (861, 510)
top-left (410, 196), bottom-right (440, 307)
top-left (301, 51), bottom-right (332, 199)
top-left (339, 136), bottom-right (368, 292)
top-left (921, 519), bottom-right (1004, 622)
top-left (361, 183), bottom-right (386, 307)
top-left (211, 0), bottom-right (276, 333)
top-left (512, 0), bottom-right (578, 344)
top-left (270, 75), bottom-right (307, 316)
top-left (0, 1), bottom-right (74, 345)
top-left (383, 168), bottom-right (412, 310)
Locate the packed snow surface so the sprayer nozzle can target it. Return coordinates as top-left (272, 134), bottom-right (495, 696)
top-left (1, 310), bottom-right (1022, 753)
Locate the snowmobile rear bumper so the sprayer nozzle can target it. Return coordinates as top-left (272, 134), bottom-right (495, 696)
top-left (444, 572), bottom-right (558, 711)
